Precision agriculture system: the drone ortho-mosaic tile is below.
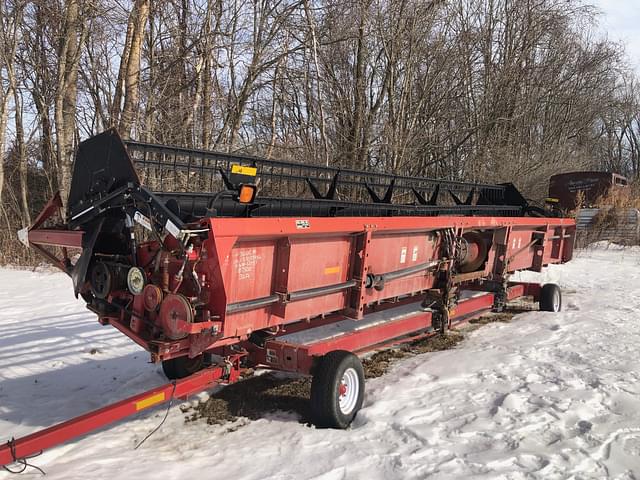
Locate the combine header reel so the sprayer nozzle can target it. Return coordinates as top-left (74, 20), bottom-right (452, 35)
top-left (4, 129), bottom-right (575, 469)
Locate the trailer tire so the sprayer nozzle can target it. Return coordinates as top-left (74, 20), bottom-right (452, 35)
top-left (311, 350), bottom-right (364, 429)
top-left (540, 283), bottom-right (562, 312)
top-left (161, 355), bottom-right (204, 380)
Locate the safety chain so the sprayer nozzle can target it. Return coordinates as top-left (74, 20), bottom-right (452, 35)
top-left (2, 438), bottom-right (46, 475)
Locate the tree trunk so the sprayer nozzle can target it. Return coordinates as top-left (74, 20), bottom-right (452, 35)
top-left (32, 2), bottom-right (56, 194)
top-left (202, 51), bottom-right (212, 149)
top-left (351, 3), bottom-right (367, 169)
top-left (54, 0), bottom-right (83, 207)
top-left (143, 2), bottom-right (155, 142)
top-left (303, 0), bottom-right (329, 166)
top-left (13, 87), bottom-right (30, 225)
top-left (0, 93), bottom-right (9, 213)
top-left (119, 0), bottom-right (150, 139)
top-left (0, 0), bottom-right (22, 216)
top-left (110, 5), bottom-right (135, 127)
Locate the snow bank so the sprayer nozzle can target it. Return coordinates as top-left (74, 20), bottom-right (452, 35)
top-left (1, 247), bottom-right (640, 479)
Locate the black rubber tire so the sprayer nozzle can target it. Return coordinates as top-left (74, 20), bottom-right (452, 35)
top-left (539, 283), bottom-right (562, 312)
top-left (161, 355), bottom-right (204, 380)
top-left (310, 350), bottom-right (365, 429)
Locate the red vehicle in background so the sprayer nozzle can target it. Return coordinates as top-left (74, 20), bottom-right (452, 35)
top-left (548, 171), bottom-right (629, 211)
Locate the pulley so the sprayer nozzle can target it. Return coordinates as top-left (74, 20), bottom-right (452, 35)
top-left (457, 231), bottom-right (489, 273)
top-left (127, 267), bottom-right (146, 295)
top-left (142, 284), bottom-right (163, 311)
top-left (158, 293), bottom-right (194, 340)
top-left (90, 262), bottom-right (114, 299)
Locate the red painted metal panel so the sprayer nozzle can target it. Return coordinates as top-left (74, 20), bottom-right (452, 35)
top-left (366, 231), bottom-right (439, 275)
top-left (220, 240), bottom-right (276, 337)
top-left (286, 236), bottom-right (352, 291)
top-left (28, 229), bottom-right (84, 248)
top-left (274, 235), bottom-right (353, 323)
top-left (507, 282), bottom-right (541, 300)
top-left (503, 228), bottom-right (537, 272)
top-left (363, 231), bottom-right (441, 302)
top-left (451, 292), bottom-right (495, 318)
top-left (225, 240), bottom-right (276, 303)
top-left (209, 216), bottom-right (576, 238)
top-left (283, 292), bottom-right (349, 323)
top-left (225, 307), bottom-right (272, 338)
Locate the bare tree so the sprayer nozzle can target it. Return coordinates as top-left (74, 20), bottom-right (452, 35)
top-left (118, 0), bottom-right (150, 138)
top-left (54, 0), bottom-right (88, 205)
top-left (0, 0), bottom-right (23, 219)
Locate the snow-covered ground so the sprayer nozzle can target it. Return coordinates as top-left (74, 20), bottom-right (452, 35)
top-left (1, 245), bottom-right (640, 479)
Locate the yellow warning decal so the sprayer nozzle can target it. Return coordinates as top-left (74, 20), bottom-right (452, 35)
top-left (231, 164), bottom-right (257, 176)
top-left (135, 392), bottom-right (166, 411)
top-left (324, 266), bottom-right (341, 275)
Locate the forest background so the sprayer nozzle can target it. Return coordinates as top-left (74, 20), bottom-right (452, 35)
top-left (1, 0), bottom-right (639, 262)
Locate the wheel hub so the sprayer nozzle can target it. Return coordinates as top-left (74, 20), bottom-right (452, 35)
top-left (339, 383), bottom-right (347, 396)
top-left (338, 367), bottom-right (359, 415)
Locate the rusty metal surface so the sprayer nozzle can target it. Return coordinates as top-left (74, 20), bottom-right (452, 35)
top-left (549, 171), bottom-right (629, 210)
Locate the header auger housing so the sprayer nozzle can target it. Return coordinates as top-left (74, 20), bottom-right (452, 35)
top-left (6, 128), bottom-right (575, 465)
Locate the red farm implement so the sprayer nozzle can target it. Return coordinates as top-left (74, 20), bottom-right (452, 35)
top-left (3, 129), bottom-right (575, 469)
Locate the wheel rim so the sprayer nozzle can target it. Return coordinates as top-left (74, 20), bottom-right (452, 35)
top-left (338, 367), bottom-right (359, 415)
top-left (553, 290), bottom-right (560, 312)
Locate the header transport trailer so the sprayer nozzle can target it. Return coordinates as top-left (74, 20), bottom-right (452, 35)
top-left (3, 129), bottom-right (574, 469)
